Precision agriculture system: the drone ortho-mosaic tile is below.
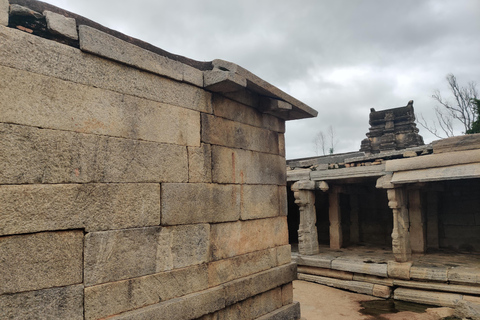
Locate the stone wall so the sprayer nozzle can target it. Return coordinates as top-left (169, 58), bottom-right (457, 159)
top-left (0, 2), bottom-right (315, 318)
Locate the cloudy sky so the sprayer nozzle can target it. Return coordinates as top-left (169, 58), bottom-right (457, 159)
top-left (42, 0), bottom-right (480, 159)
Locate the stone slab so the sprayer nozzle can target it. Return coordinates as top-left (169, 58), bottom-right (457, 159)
top-left (109, 286), bottom-right (225, 320)
top-left (85, 264), bottom-right (208, 320)
top-left (240, 184), bottom-right (280, 220)
top-left (218, 288), bottom-right (283, 320)
top-left (0, 231), bottom-right (83, 294)
top-left (161, 183), bottom-right (240, 225)
top-left (0, 26), bottom-right (212, 113)
top-left (224, 262), bottom-right (297, 305)
top-left (287, 169), bottom-right (311, 181)
top-left (255, 302), bottom-right (301, 320)
top-left (387, 261), bottom-right (412, 280)
top-left (209, 217), bottom-right (288, 260)
top-left (432, 134), bottom-right (480, 153)
top-left (298, 273), bottom-right (374, 295)
top-left (211, 145), bottom-right (286, 185)
top-left (212, 94), bottom-right (285, 133)
top-left (0, 285), bottom-right (83, 320)
top-left (297, 266), bottom-right (353, 280)
top-left (331, 259), bottom-right (388, 278)
top-left (391, 163), bottom-right (480, 184)
top-left (394, 279), bottom-right (480, 295)
top-left (353, 274), bottom-right (394, 286)
top-left (202, 113), bottom-right (279, 154)
top-left (394, 288), bottom-right (462, 308)
top-left (0, 183), bottom-right (160, 236)
top-left (207, 248), bottom-right (276, 287)
top-left (79, 25), bottom-right (203, 87)
top-left (448, 266), bottom-right (480, 285)
top-left (0, 123), bottom-right (188, 184)
top-left (410, 265), bottom-right (449, 282)
top-left (188, 144), bottom-right (212, 182)
top-left (0, 65), bottom-right (200, 146)
top-left (310, 164), bottom-right (385, 181)
top-left (204, 69), bottom-right (247, 92)
top-left (296, 254), bottom-right (334, 269)
top-left (44, 10), bottom-right (78, 40)
top-left (0, 0), bottom-right (8, 26)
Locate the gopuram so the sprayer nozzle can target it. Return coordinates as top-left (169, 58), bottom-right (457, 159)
top-left (287, 101), bottom-right (480, 316)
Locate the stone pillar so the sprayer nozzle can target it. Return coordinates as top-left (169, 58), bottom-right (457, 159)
top-left (387, 187), bottom-right (412, 262)
top-left (291, 180), bottom-right (319, 255)
top-left (426, 190), bottom-right (440, 250)
top-left (408, 188), bottom-right (426, 253)
top-left (349, 194), bottom-right (360, 245)
top-left (329, 186), bottom-right (343, 250)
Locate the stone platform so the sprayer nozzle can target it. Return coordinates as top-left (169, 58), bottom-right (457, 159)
top-left (293, 245), bottom-right (480, 309)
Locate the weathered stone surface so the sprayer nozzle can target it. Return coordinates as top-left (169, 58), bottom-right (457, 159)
top-left (281, 283), bottom-right (294, 305)
top-left (0, 285), bottom-right (83, 320)
top-left (0, 26), bottom-right (212, 113)
top-left (278, 186), bottom-right (288, 217)
top-left (0, 1), bottom-right (8, 26)
top-left (276, 244), bottom-right (292, 266)
top-left (353, 274), bottom-right (394, 286)
top-left (373, 284), bottom-right (392, 298)
top-left (256, 302), bottom-right (301, 320)
top-left (310, 164), bottom-right (385, 181)
top-left (241, 184), bottom-right (280, 220)
top-left (0, 183), bottom-right (160, 236)
top-left (393, 279), bottom-right (480, 295)
top-left (204, 69), bottom-right (247, 92)
top-left (208, 248), bottom-right (276, 287)
top-left (287, 168), bottom-right (312, 181)
top-left (110, 286), bottom-right (225, 320)
top-left (155, 224), bottom-right (210, 272)
top-left (410, 265), bottom-right (448, 282)
top-left (0, 65), bottom-right (200, 146)
top-left (219, 288), bottom-right (283, 320)
top-left (212, 94), bottom-right (285, 133)
top-left (394, 288), bottom-right (462, 307)
top-left (211, 145), bottom-right (286, 185)
top-left (331, 259), bottom-right (388, 277)
top-left (79, 25), bottom-right (203, 87)
top-left (448, 266), bottom-right (480, 285)
top-left (210, 217), bottom-right (288, 260)
top-left (202, 113), bottom-right (279, 154)
top-left (391, 163), bottom-right (480, 184)
top-left (278, 132), bottom-right (286, 157)
top-left (298, 273), bottom-right (374, 295)
top-left (188, 144), bottom-right (212, 182)
top-left (454, 300), bottom-right (480, 320)
top-left (387, 261), bottom-right (412, 280)
top-left (44, 10), bottom-right (78, 40)
top-left (433, 133), bottom-right (480, 154)
top-left (0, 123), bottom-right (188, 184)
top-left (161, 183), bottom-right (240, 225)
top-left (297, 266), bottom-right (353, 280)
top-left (0, 231), bottom-right (83, 294)
top-left (296, 254), bottom-right (334, 269)
top-left (9, 4), bottom-right (42, 18)
top-left (386, 149), bottom-right (480, 171)
top-left (85, 264), bottom-right (208, 320)
top-left (224, 262), bottom-right (296, 305)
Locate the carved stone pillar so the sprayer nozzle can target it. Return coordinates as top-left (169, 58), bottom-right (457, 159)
top-left (387, 188), bottom-right (412, 262)
top-left (329, 186), bottom-right (342, 250)
top-left (291, 180), bottom-right (319, 255)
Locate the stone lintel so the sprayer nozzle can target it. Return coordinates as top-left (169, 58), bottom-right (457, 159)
top-left (286, 169), bottom-right (311, 182)
top-left (310, 164), bottom-right (385, 181)
top-left (391, 163), bottom-right (480, 184)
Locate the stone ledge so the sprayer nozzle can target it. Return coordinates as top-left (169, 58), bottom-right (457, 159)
top-left (394, 287), bottom-right (462, 308)
top-left (255, 301), bottom-right (301, 320)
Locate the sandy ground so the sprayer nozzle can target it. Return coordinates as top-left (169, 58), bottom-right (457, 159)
top-left (293, 280), bottom-right (454, 320)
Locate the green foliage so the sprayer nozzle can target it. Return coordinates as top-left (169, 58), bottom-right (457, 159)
top-left (466, 98), bottom-right (480, 134)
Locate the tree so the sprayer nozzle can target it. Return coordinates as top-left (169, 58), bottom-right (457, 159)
top-left (313, 125), bottom-right (337, 156)
top-left (467, 98), bottom-right (480, 134)
top-left (418, 74), bottom-right (478, 138)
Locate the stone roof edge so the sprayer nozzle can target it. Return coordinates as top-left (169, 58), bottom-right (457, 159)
top-left (7, 0), bottom-right (317, 121)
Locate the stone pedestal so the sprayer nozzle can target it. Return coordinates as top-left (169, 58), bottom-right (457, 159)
top-left (292, 181), bottom-right (319, 255)
top-left (329, 186), bottom-right (343, 250)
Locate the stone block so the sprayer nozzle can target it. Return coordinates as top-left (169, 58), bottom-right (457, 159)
top-left (448, 266), bottom-right (480, 285)
top-left (161, 183), bottom-right (240, 225)
top-left (410, 265), bottom-right (448, 282)
top-left (331, 259), bottom-right (388, 277)
top-left (224, 262), bottom-right (296, 305)
top-left (372, 284), bottom-right (392, 298)
top-left (0, 183), bottom-right (160, 236)
top-left (276, 244), bottom-right (292, 266)
top-left (79, 25), bottom-right (203, 87)
top-left (278, 186), bottom-right (288, 216)
top-left (210, 217), bottom-right (288, 260)
top-left (297, 266), bottom-right (353, 280)
top-left (201, 113), bottom-right (279, 154)
top-left (240, 184), bottom-right (280, 220)
top-left (109, 286), bottom-right (225, 320)
top-left (207, 248), bottom-right (276, 287)
top-left (287, 169), bottom-right (311, 182)
top-left (281, 283), bottom-right (294, 305)
top-left (44, 10), bottom-right (78, 40)
top-left (188, 144), bottom-right (212, 182)
top-left (296, 254), bottom-right (334, 269)
top-left (387, 261), bottom-right (412, 280)
top-left (255, 302), bottom-right (301, 320)
top-left (211, 94), bottom-right (284, 133)
top-left (0, 26), bottom-right (212, 113)
top-left (0, 231), bottom-right (83, 294)
top-left (298, 274), bottom-right (374, 295)
top-left (219, 288), bottom-right (282, 320)
top-left (0, 123), bottom-right (188, 184)
top-left (211, 145), bottom-right (286, 185)
top-left (353, 274), bottom-right (394, 286)
top-left (85, 264), bottom-right (208, 320)
top-left (0, 65), bottom-right (201, 146)
top-left (204, 69), bottom-right (247, 92)
top-left (0, 1), bottom-right (8, 26)
top-left (394, 288), bottom-right (462, 307)
top-left (0, 285), bottom-right (83, 320)
top-left (454, 300), bottom-right (480, 320)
